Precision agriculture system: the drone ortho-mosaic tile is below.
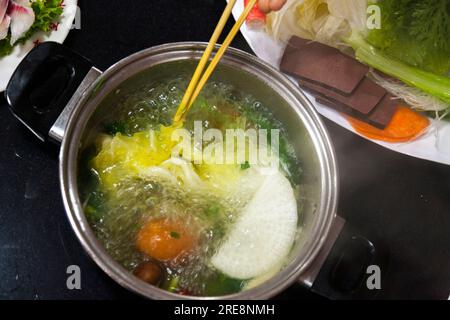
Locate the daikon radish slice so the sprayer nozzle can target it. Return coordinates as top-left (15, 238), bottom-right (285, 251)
top-left (211, 171), bottom-right (297, 279)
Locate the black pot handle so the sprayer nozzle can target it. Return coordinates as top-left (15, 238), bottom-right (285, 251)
top-left (298, 216), bottom-right (390, 299)
top-left (298, 216), bottom-right (345, 287)
top-left (5, 42), bottom-right (97, 143)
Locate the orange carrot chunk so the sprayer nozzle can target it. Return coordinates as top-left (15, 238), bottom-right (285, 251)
top-left (347, 105), bottom-right (430, 143)
top-left (136, 218), bottom-right (197, 262)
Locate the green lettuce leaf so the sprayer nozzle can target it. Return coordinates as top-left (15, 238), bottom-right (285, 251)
top-left (366, 0), bottom-right (450, 75)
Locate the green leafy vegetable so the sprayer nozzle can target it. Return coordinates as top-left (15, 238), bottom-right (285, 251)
top-left (346, 31), bottom-right (450, 104)
top-left (105, 122), bottom-right (128, 135)
top-left (203, 203), bottom-right (221, 217)
top-left (0, 39), bottom-right (12, 57)
top-left (170, 231), bottom-right (180, 239)
top-left (0, 34), bottom-right (13, 57)
top-left (366, 0), bottom-right (450, 75)
top-left (0, 0), bottom-right (64, 57)
top-left (28, 0), bottom-right (64, 35)
top-left (240, 161), bottom-right (250, 170)
top-left (204, 272), bottom-right (245, 296)
top-left (167, 276), bottom-right (180, 292)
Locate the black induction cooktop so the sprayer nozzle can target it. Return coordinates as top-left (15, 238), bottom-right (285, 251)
top-left (0, 0), bottom-right (449, 300)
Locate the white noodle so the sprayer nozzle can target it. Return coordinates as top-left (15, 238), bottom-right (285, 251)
top-left (370, 71), bottom-right (450, 112)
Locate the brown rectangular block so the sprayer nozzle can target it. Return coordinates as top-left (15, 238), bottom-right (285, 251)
top-left (281, 36), bottom-right (369, 96)
top-left (315, 93), bottom-right (398, 129)
top-left (367, 94), bottom-right (398, 128)
top-left (300, 77), bottom-right (386, 115)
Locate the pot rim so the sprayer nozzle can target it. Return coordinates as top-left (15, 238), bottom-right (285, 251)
top-left (59, 42), bottom-right (339, 300)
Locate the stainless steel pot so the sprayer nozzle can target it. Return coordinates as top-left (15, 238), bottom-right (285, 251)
top-left (6, 42), bottom-right (343, 299)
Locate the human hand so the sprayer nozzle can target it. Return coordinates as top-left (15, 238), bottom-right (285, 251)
top-left (258, 0), bottom-right (287, 13)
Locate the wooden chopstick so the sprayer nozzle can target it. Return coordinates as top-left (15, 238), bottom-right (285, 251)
top-left (174, 0), bottom-right (257, 123)
top-left (174, 0), bottom-right (238, 123)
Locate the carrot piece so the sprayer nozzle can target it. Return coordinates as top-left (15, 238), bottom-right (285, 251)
top-left (136, 218), bottom-right (197, 262)
top-left (346, 105), bottom-right (430, 143)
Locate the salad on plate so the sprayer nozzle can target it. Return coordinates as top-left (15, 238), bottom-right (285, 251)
top-left (0, 0), bottom-right (76, 92)
top-left (0, 0), bottom-right (64, 57)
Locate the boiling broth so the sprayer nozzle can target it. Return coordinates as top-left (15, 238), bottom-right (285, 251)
top-left (79, 75), bottom-right (302, 296)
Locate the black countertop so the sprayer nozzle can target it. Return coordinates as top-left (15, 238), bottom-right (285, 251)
top-left (0, 0), bottom-right (449, 300)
